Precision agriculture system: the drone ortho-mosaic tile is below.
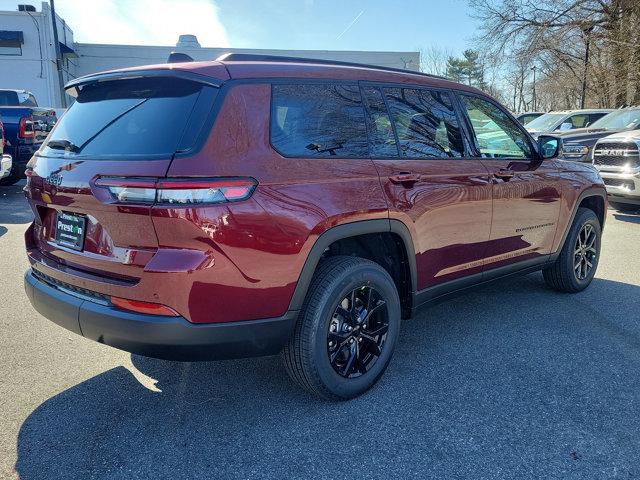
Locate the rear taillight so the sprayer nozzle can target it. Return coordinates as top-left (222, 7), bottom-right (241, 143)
top-left (18, 116), bottom-right (35, 139)
top-left (94, 177), bottom-right (257, 205)
top-left (111, 296), bottom-right (180, 316)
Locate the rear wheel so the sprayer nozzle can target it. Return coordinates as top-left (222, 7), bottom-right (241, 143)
top-left (542, 208), bottom-right (601, 293)
top-left (282, 256), bottom-right (401, 400)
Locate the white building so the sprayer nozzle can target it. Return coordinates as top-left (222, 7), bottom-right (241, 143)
top-left (0, 2), bottom-right (421, 109)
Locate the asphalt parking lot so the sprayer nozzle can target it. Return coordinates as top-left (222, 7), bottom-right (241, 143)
top-left (1, 181), bottom-right (639, 480)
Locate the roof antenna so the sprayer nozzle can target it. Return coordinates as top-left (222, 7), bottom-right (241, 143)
top-left (167, 52), bottom-right (194, 63)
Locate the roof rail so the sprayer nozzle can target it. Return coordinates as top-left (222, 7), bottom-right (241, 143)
top-left (215, 52), bottom-right (445, 80)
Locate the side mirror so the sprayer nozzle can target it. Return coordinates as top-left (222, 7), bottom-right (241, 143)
top-left (538, 135), bottom-right (560, 159)
top-left (558, 122), bottom-right (573, 131)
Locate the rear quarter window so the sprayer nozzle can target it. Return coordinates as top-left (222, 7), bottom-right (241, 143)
top-left (270, 83), bottom-right (368, 158)
top-left (42, 77), bottom-right (214, 158)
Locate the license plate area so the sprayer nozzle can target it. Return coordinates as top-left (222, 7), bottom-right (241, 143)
top-left (54, 211), bottom-right (87, 251)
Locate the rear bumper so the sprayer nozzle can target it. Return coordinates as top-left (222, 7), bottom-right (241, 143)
top-left (16, 143), bottom-right (39, 166)
top-left (24, 270), bottom-right (297, 361)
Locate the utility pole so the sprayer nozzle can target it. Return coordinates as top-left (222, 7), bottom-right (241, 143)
top-left (531, 65), bottom-right (537, 112)
top-left (49, 0), bottom-right (66, 107)
top-left (580, 25), bottom-right (594, 109)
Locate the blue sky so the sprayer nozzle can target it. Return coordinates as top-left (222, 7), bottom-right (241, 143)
top-left (215, 0), bottom-right (477, 54)
top-left (0, 0), bottom-right (477, 56)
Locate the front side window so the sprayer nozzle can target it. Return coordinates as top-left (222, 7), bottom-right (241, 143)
top-left (271, 84), bottom-right (368, 158)
top-left (566, 114), bottom-right (588, 129)
top-left (383, 88), bottom-right (463, 158)
top-left (461, 95), bottom-right (533, 159)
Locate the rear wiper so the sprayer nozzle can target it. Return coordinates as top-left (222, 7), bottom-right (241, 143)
top-left (47, 139), bottom-right (80, 153)
top-left (306, 142), bottom-right (344, 156)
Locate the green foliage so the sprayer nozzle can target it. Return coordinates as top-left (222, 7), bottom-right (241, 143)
top-left (446, 49), bottom-right (488, 89)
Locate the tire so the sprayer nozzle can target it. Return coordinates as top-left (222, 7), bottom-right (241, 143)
top-left (542, 207), bottom-right (601, 293)
top-left (609, 201), bottom-right (639, 213)
top-left (282, 255), bottom-right (401, 400)
top-left (0, 163), bottom-right (22, 186)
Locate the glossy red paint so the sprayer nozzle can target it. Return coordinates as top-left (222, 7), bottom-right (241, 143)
top-left (23, 58), bottom-right (606, 327)
top-left (373, 158), bottom-right (492, 289)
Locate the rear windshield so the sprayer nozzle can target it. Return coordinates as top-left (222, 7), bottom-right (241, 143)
top-left (42, 77), bottom-right (211, 158)
top-left (0, 90), bottom-right (37, 106)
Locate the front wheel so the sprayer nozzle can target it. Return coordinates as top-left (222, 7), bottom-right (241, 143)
top-left (282, 256), bottom-right (401, 400)
top-left (542, 207), bottom-right (601, 293)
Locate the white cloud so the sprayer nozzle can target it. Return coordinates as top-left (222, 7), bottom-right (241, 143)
top-left (43, 0), bottom-right (229, 47)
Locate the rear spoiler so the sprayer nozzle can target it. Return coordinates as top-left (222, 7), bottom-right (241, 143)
top-left (64, 68), bottom-right (222, 98)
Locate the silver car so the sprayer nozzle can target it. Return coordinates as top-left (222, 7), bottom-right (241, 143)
top-left (592, 130), bottom-right (640, 209)
top-left (526, 109), bottom-right (613, 138)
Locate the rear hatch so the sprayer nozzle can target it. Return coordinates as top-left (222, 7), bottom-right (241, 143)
top-left (25, 72), bottom-right (221, 283)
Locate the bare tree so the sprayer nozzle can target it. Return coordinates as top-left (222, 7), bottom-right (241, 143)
top-left (420, 45), bottom-right (453, 76)
top-left (468, 0), bottom-right (640, 109)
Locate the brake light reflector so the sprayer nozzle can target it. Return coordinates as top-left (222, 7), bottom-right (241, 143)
top-left (156, 178), bottom-right (256, 205)
top-left (18, 116), bottom-right (35, 139)
top-left (94, 177), bottom-right (257, 205)
top-left (111, 296), bottom-right (180, 316)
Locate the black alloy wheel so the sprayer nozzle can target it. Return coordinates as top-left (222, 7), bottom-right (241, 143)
top-left (327, 286), bottom-right (389, 378)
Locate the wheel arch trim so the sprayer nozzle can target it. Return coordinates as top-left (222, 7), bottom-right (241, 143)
top-left (287, 219), bottom-right (417, 312)
top-left (552, 186), bottom-right (607, 261)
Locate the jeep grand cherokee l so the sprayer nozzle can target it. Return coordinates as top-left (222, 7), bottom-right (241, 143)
top-left (23, 54), bottom-right (607, 400)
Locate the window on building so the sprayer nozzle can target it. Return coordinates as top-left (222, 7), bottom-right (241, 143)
top-left (0, 45), bottom-right (22, 56)
top-left (271, 83), bottom-right (368, 158)
top-left (383, 88), bottom-right (463, 158)
top-left (0, 30), bottom-right (24, 56)
top-left (461, 95), bottom-right (533, 159)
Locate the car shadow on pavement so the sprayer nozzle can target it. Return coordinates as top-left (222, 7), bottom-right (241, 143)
top-left (0, 181), bottom-right (33, 225)
top-left (613, 212), bottom-right (640, 224)
top-left (15, 275), bottom-right (640, 479)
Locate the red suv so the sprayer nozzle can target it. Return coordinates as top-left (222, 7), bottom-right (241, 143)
top-left (23, 54), bottom-right (606, 399)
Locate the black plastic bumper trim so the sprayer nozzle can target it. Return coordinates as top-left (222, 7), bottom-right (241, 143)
top-left (24, 271), bottom-right (297, 361)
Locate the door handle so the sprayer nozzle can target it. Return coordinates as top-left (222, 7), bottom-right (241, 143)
top-left (389, 172), bottom-right (421, 186)
top-left (494, 169), bottom-right (515, 180)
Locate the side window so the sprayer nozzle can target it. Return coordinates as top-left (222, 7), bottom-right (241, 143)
top-left (383, 88), bottom-right (463, 158)
top-left (271, 83), bottom-right (368, 158)
top-left (588, 113), bottom-right (606, 126)
top-left (361, 86), bottom-right (398, 157)
top-left (567, 114), bottom-right (588, 129)
top-left (461, 95), bottom-right (533, 159)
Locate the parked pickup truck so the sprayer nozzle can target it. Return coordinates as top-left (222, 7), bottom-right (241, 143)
top-left (0, 89), bottom-right (57, 185)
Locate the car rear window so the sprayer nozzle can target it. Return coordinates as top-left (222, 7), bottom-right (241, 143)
top-left (42, 77), bottom-right (214, 158)
top-left (0, 90), bottom-right (19, 106)
top-left (270, 83), bottom-right (368, 158)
